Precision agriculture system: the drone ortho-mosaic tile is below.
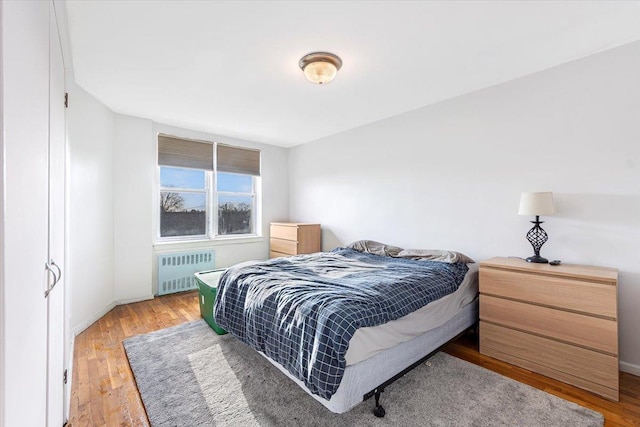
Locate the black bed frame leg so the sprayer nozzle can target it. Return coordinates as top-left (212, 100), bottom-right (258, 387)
top-left (373, 389), bottom-right (386, 418)
top-left (472, 321), bottom-right (479, 336)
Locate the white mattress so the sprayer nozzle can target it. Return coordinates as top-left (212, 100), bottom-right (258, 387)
top-left (345, 262), bottom-right (479, 365)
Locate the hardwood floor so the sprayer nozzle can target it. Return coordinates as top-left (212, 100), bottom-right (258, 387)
top-left (68, 293), bottom-right (640, 426)
top-left (68, 291), bottom-right (200, 427)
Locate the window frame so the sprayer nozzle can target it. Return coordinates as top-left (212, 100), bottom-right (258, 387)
top-left (213, 172), bottom-right (257, 238)
top-left (156, 164), bottom-right (261, 244)
top-left (158, 166), bottom-right (210, 241)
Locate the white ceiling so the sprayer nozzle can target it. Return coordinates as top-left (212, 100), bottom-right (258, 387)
top-left (65, 1), bottom-right (640, 147)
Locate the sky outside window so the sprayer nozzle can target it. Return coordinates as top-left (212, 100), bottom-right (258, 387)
top-left (180, 193), bottom-right (206, 211)
top-left (160, 167), bottom-right (205, 189)
top-left (217, 172), bottom-right (252, 192)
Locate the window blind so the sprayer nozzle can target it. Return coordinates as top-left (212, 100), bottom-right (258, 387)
top-left (158, 134), bottom-right (214, 171)
top-left (217, 144), bottom-right (261, 176)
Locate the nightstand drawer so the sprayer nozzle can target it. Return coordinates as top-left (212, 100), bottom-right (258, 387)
top-left (479, 257), bottom-right (619, 401)
top-left (480, 295), bottom-right (617, 354)
top-left (270, 238), bottom-right (298, 255)
top-left (270, 224), bottom-right (299, 241)
top-left (480, 322), bottom-right (618, 400)
top-left (480, 268), bottom-right (617, 318)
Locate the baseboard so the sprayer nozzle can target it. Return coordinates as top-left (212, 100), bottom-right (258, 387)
top-left (620, 360), bottom-right (640, 377)
top-left (72, 295), bottom-right (155, 337)
top-left (72, 301), bottom-right (117, 336)
top-left (115, 294), bottom-right (154, 305)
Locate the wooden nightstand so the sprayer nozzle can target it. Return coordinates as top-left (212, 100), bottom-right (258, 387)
top-left (479, 257), bottom-right (619, 401)
top-left (269, 223), bottom-right (321, 258)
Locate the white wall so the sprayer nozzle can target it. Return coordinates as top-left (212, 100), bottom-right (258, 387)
top-left (0, 2), bottom-right (5, 423)
top-left (113, 114), bottom-right (154, 303)
top-left (112, 116), bottom-right (289, 300)
top-left (67, 81), bottom-right (116, 334)
top-left (289, 42), bottom-right (640, 369)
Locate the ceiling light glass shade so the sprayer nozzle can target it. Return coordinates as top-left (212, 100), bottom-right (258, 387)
top-left (303, 61), bottom-right (337, 84)
top-left (518, 192), bottom-right (556, 216)
top-left (299, 52), bottom-right (342, 85)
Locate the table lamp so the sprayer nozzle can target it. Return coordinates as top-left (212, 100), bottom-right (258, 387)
top-left (518, 192), bottom-right (555, 263)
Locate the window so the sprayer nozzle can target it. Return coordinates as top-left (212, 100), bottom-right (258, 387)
top-left (217, 172), bottom-right (255, 235)
top-left (157, 134), bottom-right (261, 241)
top-left (159, 167), bottom-right (208, 237)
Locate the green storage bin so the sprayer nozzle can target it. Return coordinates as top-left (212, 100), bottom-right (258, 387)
top-left (194, 269), bottom-right (227, 335)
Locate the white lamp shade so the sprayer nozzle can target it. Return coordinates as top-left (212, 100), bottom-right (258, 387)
top-left (518, 192), bottom-right (556, 216)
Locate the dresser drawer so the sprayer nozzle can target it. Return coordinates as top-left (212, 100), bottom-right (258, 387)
top-left (480, 322), bottom-right (618, 400)
top-left (480, 268), bottom-right (617, 318)
top-left (269, 251), bottom-right (290, 259)
top-left (270, 224), bottom-right (299, 241)
top-left (270, 238), bottom-right (298, 255)
top-left (480, 295), bottom-right (617, 354)
top-left (479, 257), bottom-right (619, 401)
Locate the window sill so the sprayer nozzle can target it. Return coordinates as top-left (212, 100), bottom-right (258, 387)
top-left (153, 235), bottom-right (264, 251)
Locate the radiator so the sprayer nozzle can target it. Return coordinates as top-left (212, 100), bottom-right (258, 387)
top-left (156, 250), bottom-right (215, 295)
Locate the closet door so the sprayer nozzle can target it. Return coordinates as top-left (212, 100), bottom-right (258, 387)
top-left (46, 2), bottom-right (66, 425)
top-left (1, 1), bottom-right (50, 425)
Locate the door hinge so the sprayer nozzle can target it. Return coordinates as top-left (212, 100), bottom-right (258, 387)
top-left (64, 92), bottom-right (68, 108)
top-left (63, 368), bottom-right (68, 384)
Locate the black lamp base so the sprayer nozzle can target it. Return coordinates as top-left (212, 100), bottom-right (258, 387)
top-left (525, 216), bottom-right (550, 264)
top-left (526, 255), bottom-right (549, 264)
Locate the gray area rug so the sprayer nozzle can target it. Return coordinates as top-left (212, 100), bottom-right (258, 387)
top-left (124, 320), bottom-right (604, 427)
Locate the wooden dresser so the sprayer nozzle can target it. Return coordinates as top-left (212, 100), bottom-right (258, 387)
top-left (269, 223), bottom-right (321, 258)
top-left (479, 257), bottom-right (619, 401)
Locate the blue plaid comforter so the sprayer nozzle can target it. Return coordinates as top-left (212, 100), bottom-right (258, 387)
top-left (213, 247), bottom-right (469, 400)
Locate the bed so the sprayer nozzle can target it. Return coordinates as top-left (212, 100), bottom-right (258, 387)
top-left (213, 241), bottom-right (479, 416)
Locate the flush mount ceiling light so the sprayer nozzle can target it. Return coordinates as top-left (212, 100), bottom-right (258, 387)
top-left (299, 52), bottom-right (342, 85)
